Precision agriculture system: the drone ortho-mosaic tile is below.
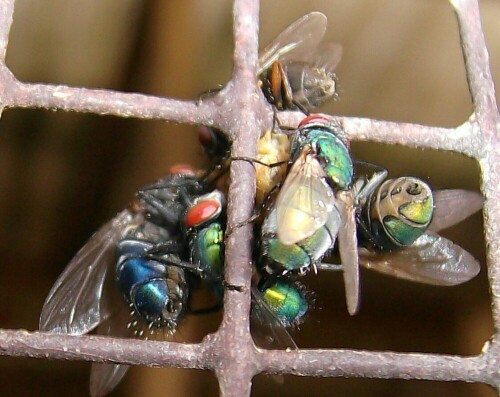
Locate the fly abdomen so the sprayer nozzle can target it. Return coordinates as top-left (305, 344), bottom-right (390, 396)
top-left (264, 237), bottom-right (313, 272)
top-left (130, 277), bottom-right (172, 325)
top-left (363, 177), bottom-right (434, 252)
top-left (116, 240), bottom-right (187, 329)
top-left (260, 280), bottom-right (308, 327)
top-left (285, 62), bottom-right (337, 109)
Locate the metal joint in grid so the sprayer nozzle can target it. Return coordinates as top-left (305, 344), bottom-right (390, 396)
top-left (0, 0), bottom-right (498, 396)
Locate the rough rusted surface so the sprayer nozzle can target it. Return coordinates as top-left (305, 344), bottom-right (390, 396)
top-left (0, 329), bottom-right (208, 369)
top-left (0, 0), bottom-right (498, 396)
top-left (257, 343), bottom-right (499, 388)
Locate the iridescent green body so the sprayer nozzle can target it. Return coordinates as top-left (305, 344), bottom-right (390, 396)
top-left (307, 129), bottom-right (353, 189)
top-left (291, 121), bottom-right (353, 190)
top-left (362, 177), bottom-right (434, 252)
top-left (261, 281), bottom-right (308, 326)
top-left (261, 205), bottom-right (339, 274)
top-left (191, 222), bottom-right (224, 277)
top-left (266, 239), bottom-right (311, 270)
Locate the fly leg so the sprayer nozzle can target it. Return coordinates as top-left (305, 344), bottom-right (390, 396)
top-left (197, 86), bottom-right (223, 105)
top-left (353, 162), bottom-right (388, 206)
top-left (145, 240), bottom-right (183, 256)
top-left (316, 262), bottom-right (343, 271)
top-left (225, 180), bottom-right (283, 237)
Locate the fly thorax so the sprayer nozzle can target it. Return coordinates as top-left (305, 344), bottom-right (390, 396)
top-left (312, 132), bottom-right (352, 190)
top-left (368, 177), bottom-right (433, 250)
top-left (295, 116), bottom-right (353, 190)
top-left (190, 222), bottom-right (224, 279)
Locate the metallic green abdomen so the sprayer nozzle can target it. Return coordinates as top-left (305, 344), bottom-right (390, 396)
top-left (267, 238), bottom-right (311, 271)
top-left (262, 281), bottom-right (308, 325)
top-left (367, 177), bottom-right (434, 251)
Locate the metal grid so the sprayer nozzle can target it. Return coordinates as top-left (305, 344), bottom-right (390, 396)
top-left (0, 0), bottom-right (498, 396)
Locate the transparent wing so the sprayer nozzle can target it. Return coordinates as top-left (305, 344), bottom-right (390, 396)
top-left (311, 42), bottom-right (343, 72)
top-left (429, 189), bottom-right (483, 232)
top-left (278, 41), bottom-right (342, 71)
top-left (90, 281), bottom-right (182, 397)
top-left (258, 12), bottom-right (327, 75)
top-left (276, 152), bottom-right (334, 245)
top-left (336, 190), bottom-right (360, 315)
top-left (251, 287), bottom-right (298, 350)
top-left (359, 231), bottom-right (480, 285)
top-left (90, 363), bottom-right (128, 397)
top-left (89, 300), bottom-right (133, 397)
top-left (311, 204), bottom-right (341, 262)
top-left (40, 210), bottom-right (138, 335)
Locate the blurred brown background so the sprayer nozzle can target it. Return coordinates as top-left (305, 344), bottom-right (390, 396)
top-left (0, 0), bottom-right (498, 396)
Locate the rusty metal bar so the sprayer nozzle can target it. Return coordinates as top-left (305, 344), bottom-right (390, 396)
top-left (0, 0), bottom-right (14, 61)
top-left (450, 0), bottom-right (500, 123)
top-left (213, 0), bottom-right (262, 396)
top-left (450, 0), bottom-right (500, 335)
top-left (0, 0), bottom-right (497, 395)
top-left (279, 113), bottom-right (482, 158)
top-left (0, 330), bottom-right (208, 369)
top-left (258, 347), bottom-right (499, 387)
top-left (1, 79), bottom-right (218, 126)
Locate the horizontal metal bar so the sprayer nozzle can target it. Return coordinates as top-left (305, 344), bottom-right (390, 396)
top-left (1, 328), bottom-right (498, 390)
top-left (0, 329), bottom-right (209, 369)
top-left (0, 76), bottom-right (219, 127)
top-left (257, 343), bottom-right (500, 388)
top-left (278, 112), bottom-right (482, 158)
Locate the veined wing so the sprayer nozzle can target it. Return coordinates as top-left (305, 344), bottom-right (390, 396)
top-left (89, 290), bottom-right (133, 397)
top-left (89, 298), bottom-right (133, 397)
top-left (40, 210), bottom-right (139, 335)
top-left (90, 363), bottom-right (128, 397)
top-left (90, 280), bottom-right (183, 397)
top-left (276, 151), bottom-right (334, 245)
top-left (258, 12), bottom-right (327, 75)
top-left (429, 189), bottom-right (483, 233)
top-left (250, 287), bottom-right (298, 350)
top-left (337, 190), bottom-right (360, 315)
top-left (359, 231), bottom-right (480, 285)
top-left (311, 42), bottom-right (343, 72)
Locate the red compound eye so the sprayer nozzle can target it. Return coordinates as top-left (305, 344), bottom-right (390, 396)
top-left (185, 200), bottom-right (220, 228)
top-left (298, 114), bottom-right (329, 128)
top-left (168, 164), bottom-right (195, 176)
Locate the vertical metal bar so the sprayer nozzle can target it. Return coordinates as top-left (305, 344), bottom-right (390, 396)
top-left (0, 0), bottom-right (16, 114)
top-left (0, 0), bottom-right (15, 62)
top-left (449, 0), bottom-right (500, 124)
top-left (215, 0), bottom-right (262, 396)
top-left (450, 0), bottom-right (500, 333)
